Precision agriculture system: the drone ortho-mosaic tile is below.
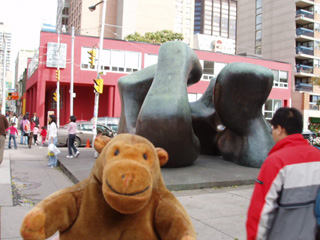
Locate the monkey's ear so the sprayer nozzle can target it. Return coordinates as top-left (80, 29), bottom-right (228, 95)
top-left (156, 148), bottom-right (168, 167)
top-left (94, 135), bottom-right (111, 153)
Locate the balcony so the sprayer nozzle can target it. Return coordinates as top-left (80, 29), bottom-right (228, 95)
top-left (296, 46), bottom-right (314, 56)
top-left (295, 82), bottom-right (313, 92)
top-left (296, 0), bottom-right (315, 8)
top-left (296, 9), bottom-right (314, 24)
top-left (296, 27), bottom-right (314, 37)
top-left (296, 9), bottom-right (314, 19)
top-left (296, 64), bottom-right (314, 74)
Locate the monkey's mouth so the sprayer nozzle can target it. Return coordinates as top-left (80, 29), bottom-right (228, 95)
top-left (106, 180), bottom-right (150, 196)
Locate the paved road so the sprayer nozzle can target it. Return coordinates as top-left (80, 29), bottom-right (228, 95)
top-left (0, 141), bottom-right (254, 240)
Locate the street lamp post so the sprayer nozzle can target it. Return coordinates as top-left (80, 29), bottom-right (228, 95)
top-left (1, 33), bottom-right (7, 115)
top-left (89, 0), bottom-right (107, 154)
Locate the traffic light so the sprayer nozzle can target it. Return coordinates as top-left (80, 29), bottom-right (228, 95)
top-left (53, 92), bottom-right (57, 102)
top-left (7, 92), bottom-right (12, 100)
top-left (94, 78), bottom-right (103, 94)
top-left (88, 48), bottom-right (96, 68)
top-left (55, 70), bottom-right (60, 81)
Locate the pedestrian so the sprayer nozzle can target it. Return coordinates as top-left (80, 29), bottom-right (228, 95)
top-left (22, 115), bottom-right (31, 149)
top-left (10, 113), bottom-right (18, 125)
top-left (0, 113), bottom-right (9, 165)
top-left (6, 122), bottom-right (18, 149)
top-left (28, 118), bottom-right (35, 148)
top-left (18, 114), bottom-right (25, 144)
top-left (47, 115), bottom-right (58, 168)
top-left (33, 124), bottom-right (40, 145)
top-left (40, 126), bottom-right (47, 146)
top-left (246, 107), bottom-right (320, 240)
top-left (32, 112), bottom-right (39, 125)
top-left (66, 115), bottom-right (80, 158)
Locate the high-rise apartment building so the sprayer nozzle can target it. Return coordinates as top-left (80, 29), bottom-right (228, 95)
top-left (192, 0), bottom-right (237, 53)
top-left (237, 0), bottom-right (320, 130)
top-left (0, 22), bottom-right (12, 75)
top-left (194, 0), bottom-right (237, 39)
top-left (0, 22), bottom-right (13, 108)
top-left (64, 0), bottom-right (194, 46)
top-left (56, 0), bottom-right (70, 33)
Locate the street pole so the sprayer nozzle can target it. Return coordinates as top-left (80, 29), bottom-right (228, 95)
top-left (92, 0), bottom-right (107, 155)
top-left (70, 26), bottom-right (75, 116)
top-left (57, 30), bottom-right (61, 127)
top-left (1, 33), bottom-right (7, 115)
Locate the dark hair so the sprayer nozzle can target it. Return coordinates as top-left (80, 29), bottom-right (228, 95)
top-left (49, 115), bottom-right (56, 124)
top-left (270, 107), bottom-right (303, 135)
top-left (11, 122), bottom-right (16, 126)
top-left (23, 115), bottom-right (28, 120)
top-left (70, 115), bottom-right (76, 122)
top-left (41, 126), bottom-right (47, 130)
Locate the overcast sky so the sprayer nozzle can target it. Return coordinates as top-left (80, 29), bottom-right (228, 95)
top-left (0, 0), bottom-right (57, 71)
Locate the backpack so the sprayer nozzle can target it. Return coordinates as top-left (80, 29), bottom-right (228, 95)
top-left (24, 122), bottom-right (30, 133)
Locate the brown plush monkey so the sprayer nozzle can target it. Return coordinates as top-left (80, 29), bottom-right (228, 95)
top-left (20, 134), bottom-right (196, 240)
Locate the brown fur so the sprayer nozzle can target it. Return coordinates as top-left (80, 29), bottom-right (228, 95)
top-left (20, 134), bottom-right (196, 240)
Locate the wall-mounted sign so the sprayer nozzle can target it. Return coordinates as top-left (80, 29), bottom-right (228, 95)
top-left (46, 42), bottom-right (67, 68)
top-left (193, 34), bottom-right (235, 55)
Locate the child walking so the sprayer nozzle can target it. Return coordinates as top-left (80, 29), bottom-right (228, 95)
top-left (6, 122), bottom-right (18, 149)
top-left (33, 124), bottom-right (40, 145)
top-left (40, 126), bottom-right (47, 146)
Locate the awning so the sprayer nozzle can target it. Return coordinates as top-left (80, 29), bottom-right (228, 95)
top-left (310, 117), bottom-right (320, 123)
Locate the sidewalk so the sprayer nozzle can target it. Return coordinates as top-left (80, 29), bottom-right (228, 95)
top-left (0, 141), bottom-right (257, 239)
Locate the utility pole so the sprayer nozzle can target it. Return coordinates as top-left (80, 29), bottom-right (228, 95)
top-left (56, 30), bottom-right (61, 127)
top-left (70, 26), bottom-right (75, 116)
top-left (1, 32), bottom-right (7, 115)
top-left (91, 0), bottom-right (107, 156)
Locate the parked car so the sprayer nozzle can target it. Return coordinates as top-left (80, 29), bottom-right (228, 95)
top-left (57, 121), bottom-right (114, 147)
top-left (302, 130), bottom-right (317, 144)
top-left (91, 117), bottom-right (119, 134)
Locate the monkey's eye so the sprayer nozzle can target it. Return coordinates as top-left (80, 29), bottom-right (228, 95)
top-left (143, 153), bottom-right (147, 160)
top-left (114, 149), bottom-right (120, 156)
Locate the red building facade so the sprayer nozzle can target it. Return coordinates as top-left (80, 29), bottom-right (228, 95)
top-left (25, 31), bottom-right (291, 127)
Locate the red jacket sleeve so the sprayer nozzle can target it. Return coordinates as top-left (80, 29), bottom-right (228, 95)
top-left (246, 157), bottom-right (282, 240)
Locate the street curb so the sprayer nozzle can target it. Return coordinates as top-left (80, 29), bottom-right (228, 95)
top-left (58, 162), bottom-right (79, 185)
top-left (164, 179), bottom-right (256, 191)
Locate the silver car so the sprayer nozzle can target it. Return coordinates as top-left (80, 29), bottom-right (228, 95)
top-left (57, 121), bottom-right (114, 147)
top-left (91, 117), bottom-right (119, 134)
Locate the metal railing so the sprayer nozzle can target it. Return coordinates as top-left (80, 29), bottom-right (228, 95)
top-left (295, 82), bottom-right (313, 92)
top-left (296, 27), bottom-right (314, 37)
top-left (296, 46), bottom-right (314, 55)
top-left (296, 64), bottom-right (314, 73)
top-left (296, 9), bottom-right (314, 19)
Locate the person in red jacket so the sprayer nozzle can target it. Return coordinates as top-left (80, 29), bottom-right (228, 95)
top-left (6, 122), bottom-right (18, 149)
top-left (246, 107), bottom-right (320, 240)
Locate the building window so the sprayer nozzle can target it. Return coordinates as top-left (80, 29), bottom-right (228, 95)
top-left (272, 70), bottom-right (288, 88)
top-left (188, 93), bottom-right (203, 102)
top-left (144, 54), bottom-right (158, 68)
top-left (81, 47), bottom-right (141, 73)
top-left (255, 0), bottom-right (262, 54)
top-left (309, 95), bottom-right (320, 110)
top-left (200, 60), bottom-right (227, 81)
top-left (264, 99), bottom-right (281, 120)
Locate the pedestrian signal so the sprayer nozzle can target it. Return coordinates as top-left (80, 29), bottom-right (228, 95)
top-left (7, 92), bottom-right (12, 100)
top-left (53, 92), bottom-right (57, 102)
top-left (93, 78), bottom-right (103, 94)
